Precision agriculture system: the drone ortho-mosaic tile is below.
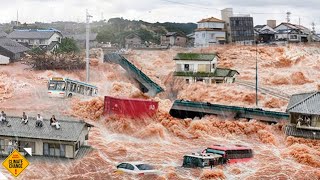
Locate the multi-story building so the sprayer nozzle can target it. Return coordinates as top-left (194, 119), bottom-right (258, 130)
top-left (221, 8), bottom-right (255, 44)
top-left (194, 17), bottom-right (226, 47)
top-left (7, 28), bottom-right (62, 52)
top-left (173, 53), bottom-right (239, 84)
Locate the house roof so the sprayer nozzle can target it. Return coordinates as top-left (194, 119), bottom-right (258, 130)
top-left (254, 25), bottom-right (266, 29)
top-left (213, 68), bottom-right (239, 77)
top-left (0, 116), bottom-right (93, 142)
top-left (275, 23), bottom-right (310, 34)
top-left (0, 31), bottom-right (7, 37)
top-left (0, 37), bottom-right (30, 54)
top-left (7, 29), bottom-right (62, 39)
top-left (65, 33), bottom-right (98, 41)
top-left (286, 92), bottom-right (320, 115)
top-left (198, 17), bottom-right (225, 23)
top-left (173, 53), bottom-right (217, 61)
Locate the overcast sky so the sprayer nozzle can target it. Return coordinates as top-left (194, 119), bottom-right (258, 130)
top-left (0, 0), bottom-right (320, 31)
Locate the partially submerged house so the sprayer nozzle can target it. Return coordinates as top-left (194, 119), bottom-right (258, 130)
top-left (0, 36), bottom-right (29, 60)
top-left (7, 28), bottom-right (63, 52)
top-left (65, 33), bottom-right (98, 48)
top-left (285, 92), bottom-right (320, 139)
top-left (160, 32), bottom-right (187, 47)
top-left (254, 25), bottom-right (276, 43)
top-left (274, 23), bottom-right (310, 42)
top-left (124, 33), bottom-right (142, 49)
top-left (0, 117), bottom-right (93, 158)
top-left (173, 53), bottom-right (239, 84)
top-left (194, 17), bottom-right (226, 47)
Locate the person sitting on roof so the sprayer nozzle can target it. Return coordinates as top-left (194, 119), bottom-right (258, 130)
top-left (35, 114), bottom-right (43, 127)
top-left (21, 112), bottom-right (28, 124)
top-left (297, 116), bottom-right (303, 127)
top-left (50, 115), bottom-right (60, 129)
top-left (0, 111), bottom-right (7, 124)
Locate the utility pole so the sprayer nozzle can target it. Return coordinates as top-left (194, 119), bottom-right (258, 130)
top-left (255, 41), bottom-right (258, 107)
top-left (86, 10), bottom-right (92, 83)
top-left (286, 12), bottom-right (291, 46)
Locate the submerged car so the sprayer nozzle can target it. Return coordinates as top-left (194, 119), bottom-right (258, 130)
top-left (115, 162), bottom-right (159, 175)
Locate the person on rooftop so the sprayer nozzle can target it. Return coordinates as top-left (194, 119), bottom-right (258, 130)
top-left (0, 111), bottom-right (7, 124)
top-left (50, 115), bottom-right (60, 129)
top-left (21, 112), bottom-right (28, 124)
top-left (36, 114), bottom-right (43, 127)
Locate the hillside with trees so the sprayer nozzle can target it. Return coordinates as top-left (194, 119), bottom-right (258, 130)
top-left (94, 18), bottom-right (197, 47)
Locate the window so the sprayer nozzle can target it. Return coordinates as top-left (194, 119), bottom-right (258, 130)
top-left (212, 64), bottom-right (216, 69)
top-left (75, 141), bottom-right (80, 151)
top-left (184, 64), bottom-right (190, 71)
top-left (43, 143), bottom-right (66, 157)
top-left (126, 164), bottom-right (135, 170)
top-left (19, 141), bottom-right (35, 153)
top-left (117, 163), bottom-right (127, 169)
top-left (136, 164), bottom-right (154, 170)
top-left (85, 134), bottom-right (89, 140)
top-left (290, 35), bottom-right (297, 39)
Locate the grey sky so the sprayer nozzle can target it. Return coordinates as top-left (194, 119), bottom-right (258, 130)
top-left (0, 0), bottom-right (319, 31)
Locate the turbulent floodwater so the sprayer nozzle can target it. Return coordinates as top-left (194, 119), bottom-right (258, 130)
top-left (0, 45), bottom-right (319, 180)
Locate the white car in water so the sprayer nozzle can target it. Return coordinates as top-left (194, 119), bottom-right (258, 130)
top-left (115, 162), bottom-right (160, 176)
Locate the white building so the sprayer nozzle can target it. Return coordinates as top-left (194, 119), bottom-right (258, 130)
top-left (8, 28), bottom-right (63, 51)
top-left (173, 53), bottom-right (239, 84)
top-left (274, 23), bottom-right (310, 42)
top-left (194, 17), bottom-right (226, 47)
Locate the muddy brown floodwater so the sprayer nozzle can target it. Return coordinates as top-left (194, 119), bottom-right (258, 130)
top-left (0, 45), bottom-right (319, 180)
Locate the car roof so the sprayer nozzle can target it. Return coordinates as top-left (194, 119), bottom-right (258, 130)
top-left (119, 162), bottom-right (149, 165)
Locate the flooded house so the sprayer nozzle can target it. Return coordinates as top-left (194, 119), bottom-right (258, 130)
top-left (0, 117), bottom-right (93, 158)
top-left (173, 53), bottom-right (239, 84)
top-left (285, 91), bottom-right (320, 139)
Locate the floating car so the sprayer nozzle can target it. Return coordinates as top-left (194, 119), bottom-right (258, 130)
top-left (115, 162), bottom-right (159, 176)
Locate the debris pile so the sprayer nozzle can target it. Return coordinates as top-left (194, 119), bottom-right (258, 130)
top-left (26, 53), bottom-right (85, 70)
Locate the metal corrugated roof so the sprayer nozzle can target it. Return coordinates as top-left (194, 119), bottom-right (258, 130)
top-left (287, 92), bottom-right (320, 115)
top-left (0, 116), bottom-right (93, 142)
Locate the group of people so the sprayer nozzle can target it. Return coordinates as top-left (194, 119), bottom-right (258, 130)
top-left (1, 111), bottom-right (61, 129)
top-left (297, 115), bottom-right (312, 127)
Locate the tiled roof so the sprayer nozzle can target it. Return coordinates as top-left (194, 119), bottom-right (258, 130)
top-left (213, 68), bottom-right (239, 77)
top-left (174, 53), bottom-right (216, 61)
top-left (0, 116), bottom-right (93, 142)
top-left (198, 17), bottom-right (225, 23)
top-left (286, 92), bottom-right (320, 115)
top-left (8, 29), bottom-right (61, 39)
top-left (0, 37), bottom-right (30, 54)
top-left (0, 31), bottom-right (7, 37)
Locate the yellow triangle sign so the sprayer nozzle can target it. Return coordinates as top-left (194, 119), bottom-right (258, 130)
top-left (2, 149), bottom-right (29, 177)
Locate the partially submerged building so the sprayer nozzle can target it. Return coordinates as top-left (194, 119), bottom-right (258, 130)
top-left (285, 92), bottom-right (320, 139)
top-left (173, 53), bottom-right (239, 84)
top-left (0, 36), bottom-right (29, 60)
top-left (194, 17), bottom-right (226, 47)
top-left (0, 117), bottom-right (93, 158)
top-left (7, 28), bottom-right (63, 52)
top-left (160, 32), bottom-right (187, 47)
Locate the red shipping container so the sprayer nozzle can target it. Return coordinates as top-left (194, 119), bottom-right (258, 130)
top-left (104, 96), bottom-right (159, 118)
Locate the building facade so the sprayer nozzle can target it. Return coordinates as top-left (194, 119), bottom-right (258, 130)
top-left (160, 32), bottom-right (187, 47)
top-left (230, 16), bottom-right (254, 44)
top-left (0, 117), bottom-right (93, 158)
top-left (125, 34), bottom-right (142, 49)
top-left (194, 17), bottom-right (226, 47)
top-left (173, 53), bottom-right (239, 84)
top-left (7, 28), bottom-right (62, 51)
top-left (274, 23), bottom-right (310, 42)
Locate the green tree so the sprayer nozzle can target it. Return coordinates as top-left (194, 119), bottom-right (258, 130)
top-left (55, 37), bottom-right (79, 53)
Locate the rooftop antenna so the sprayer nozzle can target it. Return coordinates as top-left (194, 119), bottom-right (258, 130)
top-left (86, 10), bottom-right (93, 83)
top-left (312, 22), bottom-right (316, 34)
